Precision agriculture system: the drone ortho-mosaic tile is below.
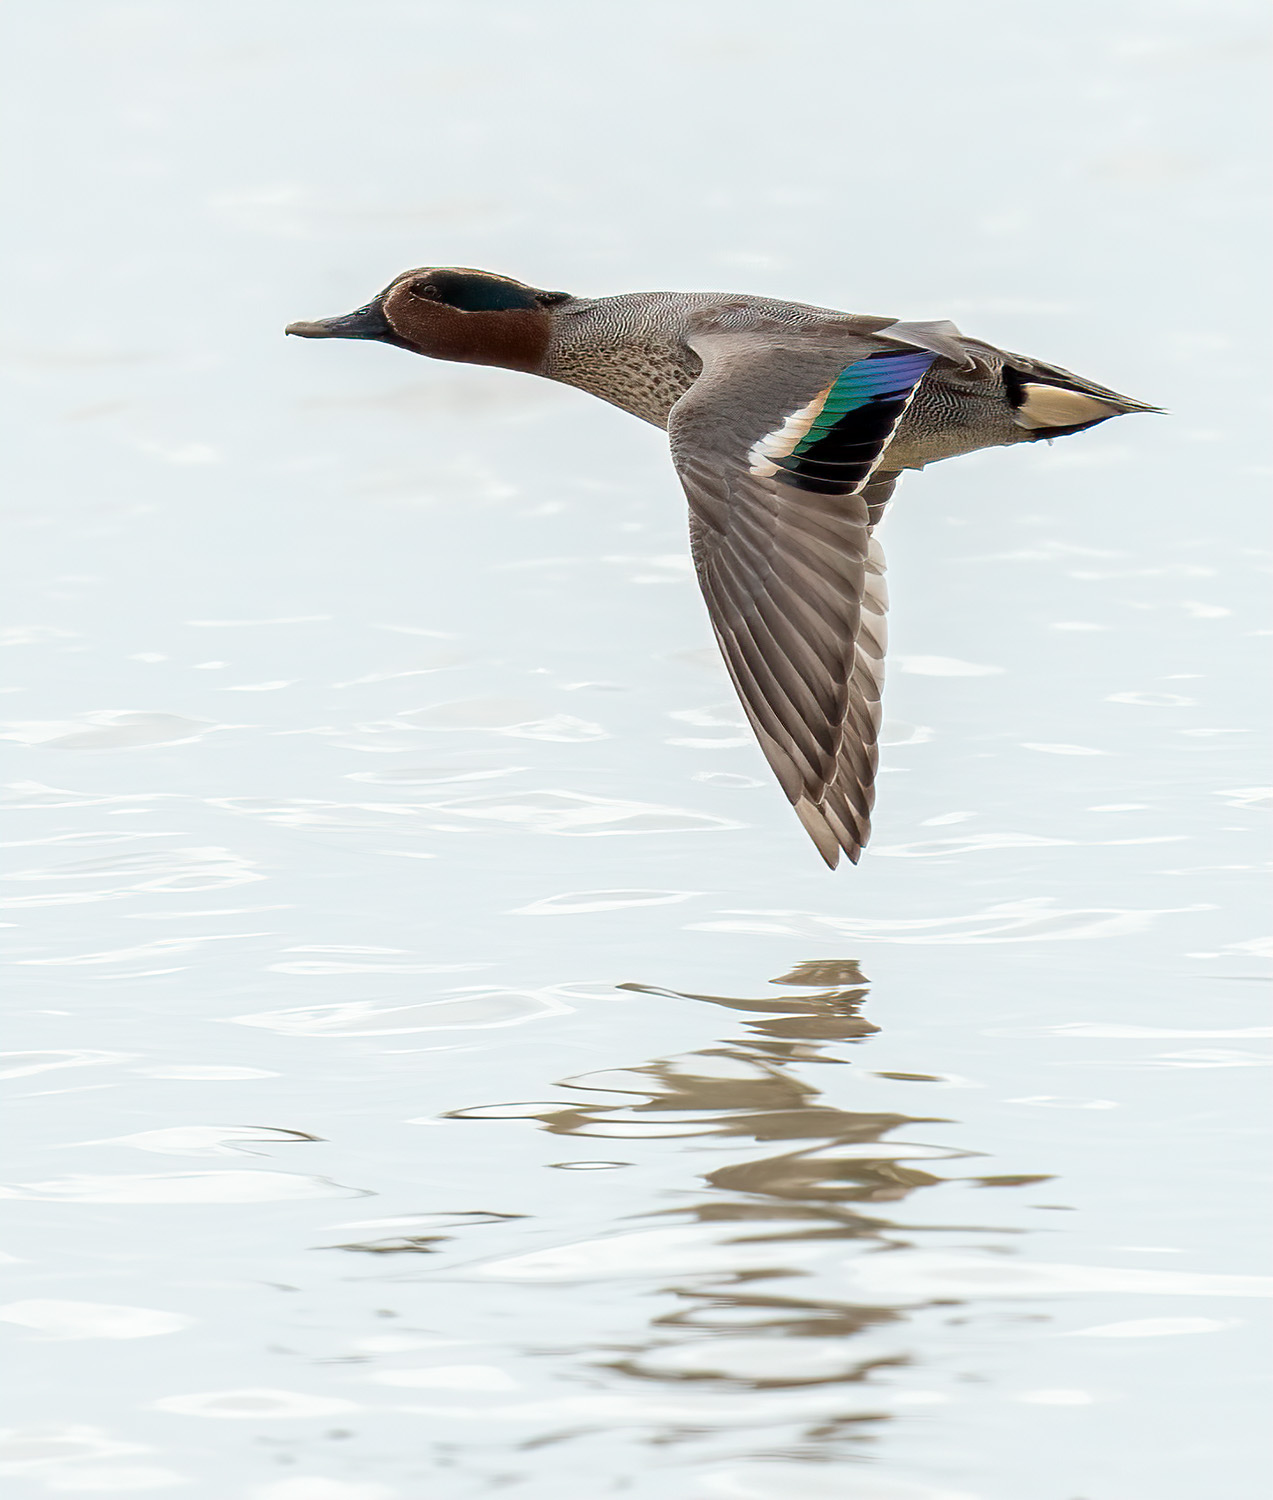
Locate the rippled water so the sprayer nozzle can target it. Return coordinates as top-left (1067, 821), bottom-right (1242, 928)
top-left (3, 3), bottom-right (1270, 1497)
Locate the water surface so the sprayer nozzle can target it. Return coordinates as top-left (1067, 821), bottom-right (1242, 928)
top-left (2, 3), bottom-right (1270, 1497)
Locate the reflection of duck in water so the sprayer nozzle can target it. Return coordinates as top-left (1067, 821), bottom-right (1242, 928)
top-left (330, 962), bottom-right (1060, 1467)
top-left (554, 962), bottom-right (965, 1217)
top-left (288, 269), bottom-right (1158, 865)
top-left (439, 961), bottom-right (1052, 1427)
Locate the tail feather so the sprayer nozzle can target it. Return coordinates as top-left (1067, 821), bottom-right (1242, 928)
top-left (998, 357), bottom-right (1162, 439)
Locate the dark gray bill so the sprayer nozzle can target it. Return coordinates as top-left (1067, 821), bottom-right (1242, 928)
top-left (285, 302), bottom-right (393, 340)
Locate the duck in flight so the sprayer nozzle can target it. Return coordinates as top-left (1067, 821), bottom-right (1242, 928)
top-left (287, 267), bottom-right (1157, 867)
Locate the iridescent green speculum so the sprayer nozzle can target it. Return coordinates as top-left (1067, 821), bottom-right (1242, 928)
top-left (791, 350), bottom-right (936, 457)
top-left (768, 349), bottom-right (937, 495)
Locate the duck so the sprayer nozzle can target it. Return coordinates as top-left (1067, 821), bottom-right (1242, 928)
top-left (286, 267), bottom-right (1158, 868)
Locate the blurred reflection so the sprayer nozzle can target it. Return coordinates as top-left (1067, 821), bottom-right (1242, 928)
top-left (439, 961), bottom-right (1037, 1434)
top-left (326, 962), bottom-right (1060, 1476)
top-left (529, 962), bottom-right (964, 1225)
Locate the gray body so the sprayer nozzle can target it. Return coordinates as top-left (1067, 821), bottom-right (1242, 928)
top-left (541, 289), bottom-right (1133, 466)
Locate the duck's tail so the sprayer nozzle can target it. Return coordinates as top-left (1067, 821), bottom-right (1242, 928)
top-left (994, 349), bottom-right (1164, 439)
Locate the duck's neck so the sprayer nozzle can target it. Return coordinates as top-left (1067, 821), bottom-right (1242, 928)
top-left (542, 299), bottom-right (702, 429)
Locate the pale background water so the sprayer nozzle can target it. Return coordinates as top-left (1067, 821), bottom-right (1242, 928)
top-left (2, 3), bottom-right (1270, 1497)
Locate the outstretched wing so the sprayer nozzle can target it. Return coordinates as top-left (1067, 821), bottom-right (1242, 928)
top-left (669, 332), bottom-right (934, 866)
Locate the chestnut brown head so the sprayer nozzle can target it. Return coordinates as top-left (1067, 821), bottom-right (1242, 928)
top-left (285, 267), bottom-right (571, 374)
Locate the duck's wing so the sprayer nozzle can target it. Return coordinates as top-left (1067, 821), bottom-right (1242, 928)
top-left (861, 469), bottom-right (901, 528)
top-left (668, 325), bottom-right (936, 867)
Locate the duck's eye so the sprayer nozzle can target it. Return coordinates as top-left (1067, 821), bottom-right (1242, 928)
top-left (409, 281), bottom-right (442, 300)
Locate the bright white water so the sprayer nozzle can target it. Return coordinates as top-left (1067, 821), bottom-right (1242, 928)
top-left (2, 3), bottom-right (1269, 1498)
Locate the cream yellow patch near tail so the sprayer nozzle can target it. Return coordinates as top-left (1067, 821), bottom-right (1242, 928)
top-left (1013, 383), bottom-right (1120, 430)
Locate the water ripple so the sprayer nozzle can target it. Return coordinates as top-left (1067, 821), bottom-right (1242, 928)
top-left (7, 846), bottom-right (263, 894)
top-left (833, 1252), bottom-right (1273, 1303)
top-left (422, 790), bottom-right (740, 837)
top-left (688, 898), bottom-right (1214, 944)
top-left (402, 698), bottom-right (606, 741)
top-left (230, 987), bottom-right (576, 1036)
top-left (1, 1172), bottom-right (364, 1204)
top-left (0, 1300), bottom-right (193, 1341)
top-left (152, 1389), bottom-right (359, 1419)
top-left (1063, 1317), bottom-right (1237, 1339)
top-left (69, 1126), bottom-right (320, 1157)
top-left (0, 1050), bottom-right (130, 1080)
top-left (512, 889), bottom-right (700, 916)
top-left (0, 1426), bottom-right (154, 1473)
top-left (0, 712), bottom-right (219, 750)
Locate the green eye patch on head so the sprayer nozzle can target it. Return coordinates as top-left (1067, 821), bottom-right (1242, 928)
top-left (422, 270), bottom-right (543, 311)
